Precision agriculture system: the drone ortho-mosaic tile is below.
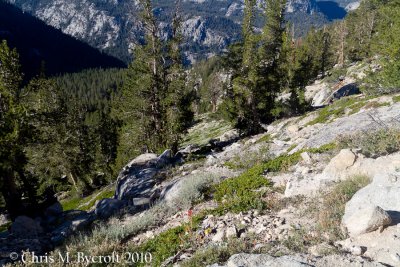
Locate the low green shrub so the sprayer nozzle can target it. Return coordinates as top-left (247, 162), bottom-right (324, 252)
top-left (215, 144), bottom-right (336, 214)
top-left (181, 239), bottom-right (252, 267)
top-left (393, 95), bottom-right (400, 103)
top-left (135, 226), bottom-right (189, 267)
top-left (307, 97), bottom-right (365, 126)
top-left (339, 128), bottom-right (400, 158)
top-left (214, 166), bottom-right (271, 213)
top-left (61, 188), bottom-right (115, 211)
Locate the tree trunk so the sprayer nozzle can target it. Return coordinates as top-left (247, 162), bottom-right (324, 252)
top-left (1, 171), bottom-right (23, 220)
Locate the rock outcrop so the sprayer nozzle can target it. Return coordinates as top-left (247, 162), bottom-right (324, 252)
top-left (115, 149), bottom-right (174, 203)
top-left (343, 206), bottom-right (392, 237)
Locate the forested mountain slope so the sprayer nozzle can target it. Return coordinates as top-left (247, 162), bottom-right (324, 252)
top-left (0, 1), bottom-right (125, 79)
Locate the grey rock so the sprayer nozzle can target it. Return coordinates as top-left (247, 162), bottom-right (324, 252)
top-left (115, 150), bottom-right (173, 202)
top-left (332, 83), bottom-right (360, 101)
top-left (52, 211), bottom-right (95, 241)
top-left (70, 212), bottom-right (96, 231)
top-left (216, 253), bottom-right (311, 267)
top-left (132, 197), bottom-right (151, 207)
top-left (212, 228), bottom-right (226, 243)
top-left (95, 198), bottom-right (124, 219)
top-left (343, 206), bottom-right (392, 237)
top-left (312, 86), bottom-right (331, 107)
top-left (301, 152), bottom-right (313, 164)
top-left (128, 153), bottom-right (158, 166)
top-left (349, 245), bottom-right (366, 256)
top-left (314, 254), bottom-right (386, 267)
top-left (226, 226), bottom-right (238, 238)
top-left (11, 216), bottom-right (44, 238)
top-left (156, 149), bottom-right (173, 168)
top-left (322, 149), bottom-right (356, 181)
top-left (299, 103), bottom-right (400, 150)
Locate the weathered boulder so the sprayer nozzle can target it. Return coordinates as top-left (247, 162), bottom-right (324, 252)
top-left (332, 83), bottom-right (360, 101)
top-left (322, 149), bottom-right (356, 181)
top-left (342, 172), bottom-right (400, 237)
top-left (95, 198), bottom-right (124, 219)
top-left (10, 216), bottom-right (43, 238)
top-left (115, 150), bottom-right (174, 202)
top-left (312, 86), bottom-right (331, 107)
top-left (219, 129), bottom-right (239, 142)
top-left (156, 149), bottom-right (173, 168)
top-left (128, 153), bottom-right (158, 166)
top-left (343, 206), bottom-right (392, 237)
top-left (51, 211), bottom-right (95, 245)
top-left (301, 152), bottom-right (313, 165)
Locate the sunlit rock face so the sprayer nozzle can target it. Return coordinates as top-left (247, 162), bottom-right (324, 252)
top-left (11, 0), bottom-right (344, 64)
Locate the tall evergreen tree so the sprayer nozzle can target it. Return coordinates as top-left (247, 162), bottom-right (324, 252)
top-left (0, 40), bottom-right (31, 219)
top-left (165, 1), bottom-right (195, 152)
top-left (230, 0), bottom-right (287, 134)
top-left (231, 0), bottom-right (262, 134)
top-left (115, 0), bottom-right (193, 163)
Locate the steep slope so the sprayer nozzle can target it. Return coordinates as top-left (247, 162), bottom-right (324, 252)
top-left (9, 0), bottom-right (347, 64)
top-left (0, 1), bottom-right (125, 79)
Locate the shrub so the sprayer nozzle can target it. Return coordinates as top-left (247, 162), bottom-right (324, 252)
top-left (214, 166), bottom-right (271, 213)
top-left (61, 188), bottom-right (115, 211)
top-left (307, 97), bottom-right (366, 126)
top-left (338, 128), bottom-right (400, 158)
top-left (181, 239), bottom-right (251, 267)
top-left (214, 143), bottom-right (336, 214)
top-left (135, 226), bottom-right (189, 267)
top-left (316, 175), bottom-right (371, 240)
top-left (282, 227), bottom-right (321, 253)
top-left (393, 95), bottom-right (400, 103)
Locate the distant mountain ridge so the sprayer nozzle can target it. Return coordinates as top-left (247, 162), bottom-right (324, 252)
top-left (8, 0), bottom-right (350, 64)
top-left (0, 1), bottom-right (125, 79)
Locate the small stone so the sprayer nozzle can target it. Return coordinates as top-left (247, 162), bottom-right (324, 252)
top-left (287, 125), bottom-right (299, 134)
top-left (309, 242), bottom-right (336, 256)
top-left (255, 225), bottom-right (267, 234)
top-left (212, 228), bottom-right (226, 243)
top-left (145, 231), bottom-right (154, 239)
top-left (253, 243), bottom-right (265, 251)
top-left (226, 226), bottom-right (238, 238)
top-left (301, 167), bottom-right (312, 175)
top-left (349, 246), bottom-right (365, 256)
top-left (301, 152), bottom-right (313, 164)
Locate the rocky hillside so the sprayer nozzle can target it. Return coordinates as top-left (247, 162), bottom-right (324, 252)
top-left (2, 61), bottom-right (400, 266)
top-left (8, 0), bottom-right (348, 63)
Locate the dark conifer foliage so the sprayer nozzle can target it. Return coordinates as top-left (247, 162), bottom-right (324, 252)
top-left (114, 0), bottom-right (194, 166)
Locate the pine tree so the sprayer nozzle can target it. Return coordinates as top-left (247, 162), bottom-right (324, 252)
top-left (117, 0), bottom-right (166, 154)
top-left (115, 0), bottom-right (193, 162)
top-left (165, 2), bottom-right (194, 152)
top-left (0, 40), bottom-right (29, 219)
top-left (231, 0), bottom-right (262, 134)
